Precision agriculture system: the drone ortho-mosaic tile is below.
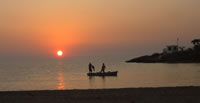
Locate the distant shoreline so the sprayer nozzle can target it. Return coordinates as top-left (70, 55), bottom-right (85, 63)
top-left (126, 51), bottom-right (200, 63)
top-left (127, 39), bottom-right (200, 63)
top-left (126, 60), bottom-right (200, 63)
top-left (0, 86), bottom-right (200, 103)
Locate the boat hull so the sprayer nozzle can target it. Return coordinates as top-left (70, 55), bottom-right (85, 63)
top-left (87, 71), bottom-right (118, 76)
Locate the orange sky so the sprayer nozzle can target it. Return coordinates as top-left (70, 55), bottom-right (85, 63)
top-left (0, 0), bottom-right (200, 58)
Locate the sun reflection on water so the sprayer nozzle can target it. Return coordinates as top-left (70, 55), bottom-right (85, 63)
top-left (57, 61), bottom-right (66, 90)
top-left (57, 72), bottom-right (65, 90)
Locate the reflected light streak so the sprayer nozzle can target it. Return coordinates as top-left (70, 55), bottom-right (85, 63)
top-left (57, 61), bottom-right (66, 90)
top-left (57, 72), bottom-right (65, 90)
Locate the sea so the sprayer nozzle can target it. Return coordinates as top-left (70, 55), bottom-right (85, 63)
top-left (0, 56), bottom-right (200, 91)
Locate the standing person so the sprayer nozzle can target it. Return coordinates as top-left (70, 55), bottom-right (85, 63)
top-left (92, 64), bottom-right (95, 71)
top-left (100, 63), bottom-right (106, 73)
top-left (89, 62), bottom-right (95, 73)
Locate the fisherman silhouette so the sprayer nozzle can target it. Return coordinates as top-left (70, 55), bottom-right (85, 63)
top-left (100, 63), bottom-right (106, 73)
top-left (88, 62), bottom-right (95, 73)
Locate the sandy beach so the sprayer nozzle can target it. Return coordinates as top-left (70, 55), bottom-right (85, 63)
top-left (0, 86), bottom-right (200, 103)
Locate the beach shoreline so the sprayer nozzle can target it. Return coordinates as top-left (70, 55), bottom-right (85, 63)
top-left (0, 86), bottom-right (200, 103)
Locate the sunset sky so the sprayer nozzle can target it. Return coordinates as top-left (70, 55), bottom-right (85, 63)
top-left (0, 0), bottom-right (200, 59)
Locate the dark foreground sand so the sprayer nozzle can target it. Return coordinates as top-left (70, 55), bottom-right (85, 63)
top-left (0, 86), bottom-right (200, 103)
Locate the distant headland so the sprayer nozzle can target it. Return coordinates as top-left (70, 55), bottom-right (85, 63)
top-left (126, 39), bottom-right (200, 63)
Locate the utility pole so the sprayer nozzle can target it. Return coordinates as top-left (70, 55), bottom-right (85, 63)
top-left (177, 38), bottom-right (179, 47)
top-left (177, 38), bottom-right (179, 51)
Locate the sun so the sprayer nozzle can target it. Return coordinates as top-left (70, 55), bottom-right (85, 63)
top-left (57, 50), bottom-right (63, 56)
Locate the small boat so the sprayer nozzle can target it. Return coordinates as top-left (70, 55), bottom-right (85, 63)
top-left (87, 71), bottom-right (118, 76)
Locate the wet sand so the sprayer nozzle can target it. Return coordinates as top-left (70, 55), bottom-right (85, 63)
top-left (0, 86), bottom-right (200, 103)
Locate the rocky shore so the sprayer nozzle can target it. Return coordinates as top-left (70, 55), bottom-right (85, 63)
top-left (126, 40), bottom-right (200, 63)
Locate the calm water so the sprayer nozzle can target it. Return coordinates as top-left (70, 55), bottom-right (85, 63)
top-left (0, 56), bottom-right (200, 91)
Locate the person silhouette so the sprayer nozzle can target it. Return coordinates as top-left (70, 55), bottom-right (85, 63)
top-left (100, 63), bottom-right (106, 73)
top-left (88, 62), bottom-right (95, 73)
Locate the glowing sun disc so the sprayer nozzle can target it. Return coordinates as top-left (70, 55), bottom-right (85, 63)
top-left (57, 50), bottom-right (63, 56)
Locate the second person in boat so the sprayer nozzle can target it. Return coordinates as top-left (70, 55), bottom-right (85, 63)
top-left (100, 63), bottom-right (106, 73)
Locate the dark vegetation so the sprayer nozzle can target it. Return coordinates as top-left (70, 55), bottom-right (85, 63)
top-left (126, 39), bottom-right (200, 63)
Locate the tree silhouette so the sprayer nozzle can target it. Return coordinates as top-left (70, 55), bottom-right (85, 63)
top-left (191, 39), bottom-right (200, 46)
top-left (192, 39), bottom-right (200, 52)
